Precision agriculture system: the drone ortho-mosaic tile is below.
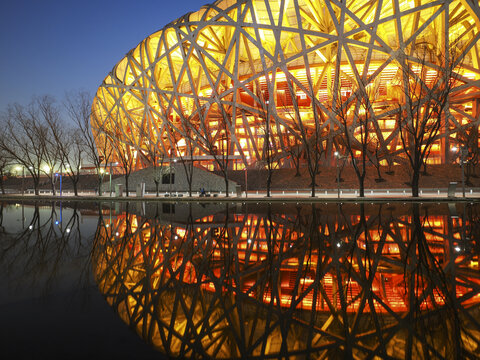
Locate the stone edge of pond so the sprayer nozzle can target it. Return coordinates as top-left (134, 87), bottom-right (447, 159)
top-left (0, 195), bottom-right (478, 203)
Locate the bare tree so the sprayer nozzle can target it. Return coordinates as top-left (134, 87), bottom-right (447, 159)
top-left (456, 127), bottom-right (479, 185)
top-left (110, 136), bottom-right (135, 197)
top-left (66, 91), bottom-right (112, 195)
top-left (285, 132), bottom-right (302, 177)
top-left (0, 102), bottom-right (46, 195)
top-left (333, 84), bottom-right (374, 197)
top-left (284, 79), bottom-right (325, 197)
top-left (397, 44), bottom-right (460, 197)
top-left (36, 96), bottom-right (63, 195)
top-left (48, 125), bottom-right (84, 196)
top-left (62, 129), bottom-right (84, 196)
top-left (372, 139), bottom-right (385, 182)
top-left (0, 149), bottom-right (11, 195)
top-left (152, 150), bottom-right (165, 197)
top-left (175, 117), bottom-right (197, 197)
top-left (253, 92), bottom-right (276, 197)
top-left (195, 101), bottom-right (232, 197)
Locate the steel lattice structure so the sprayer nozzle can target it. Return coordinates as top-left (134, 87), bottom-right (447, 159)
top-left (92, 0), bottom-right (480, 170)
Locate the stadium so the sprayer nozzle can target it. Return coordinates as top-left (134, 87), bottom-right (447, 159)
top-left (91, 0), bottom-right (480, 172)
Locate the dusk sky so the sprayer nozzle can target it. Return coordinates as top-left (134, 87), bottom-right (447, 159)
top-left (0, 0), bottom-right (209, 111)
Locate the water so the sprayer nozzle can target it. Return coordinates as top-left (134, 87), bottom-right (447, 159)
top-left (1, 200), bottom-right (479, 359)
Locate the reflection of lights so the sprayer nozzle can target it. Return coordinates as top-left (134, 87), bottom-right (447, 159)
top-left (455, 246), bottom-right (461, 252)
top-left (336, 242), bottom-right (341, 248)
top-left (66, 228), bottom-right (71, 233)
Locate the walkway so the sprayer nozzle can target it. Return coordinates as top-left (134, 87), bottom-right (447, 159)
top-left (3, 187), bottom-right (480, 201)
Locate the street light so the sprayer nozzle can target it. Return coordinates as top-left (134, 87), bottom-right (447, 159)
top-left (57, 165), bottom-right (63, 197)
top-left (452, 145), bottom-right (468, 197)
top-left (334, 151), bottom-right (341, 198)
top-left (99, 168), bottom-right (105, 196)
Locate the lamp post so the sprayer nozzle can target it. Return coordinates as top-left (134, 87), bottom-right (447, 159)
top-left (58, 165), bottom-right (63, 197)
top-left (452, 146), bottom-right (468, 198)
top-left (334, 151), bottom-right (341, 198)
top-left (334, 151), bottom-right (348, 198)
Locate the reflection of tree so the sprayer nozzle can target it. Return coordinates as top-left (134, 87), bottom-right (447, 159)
top-left (93, 203), bottom-right (480, 359)
top-left (0, 202), bottom-right (89, 295)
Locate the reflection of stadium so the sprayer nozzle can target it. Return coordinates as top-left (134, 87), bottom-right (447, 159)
top-left (92, 0), bottom-right (480, 171)
top-left (93, 204), bottom-right (480, 358)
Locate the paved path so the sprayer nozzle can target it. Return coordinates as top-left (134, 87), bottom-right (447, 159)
top-left (2, 187), bottom-right (480, 201)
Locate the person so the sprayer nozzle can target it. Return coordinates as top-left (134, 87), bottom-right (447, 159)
top-left (201, 187), bottom-right (206, 196)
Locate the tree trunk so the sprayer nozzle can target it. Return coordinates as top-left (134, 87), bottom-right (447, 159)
top-left (73, 181), bottom-right (78, 196)
top-left (266, 172), bottom-right (272, 197)
top-left (34, 178), bottom-right (40, 195)
top-left (155, 181), bottom-right (159, 197)
top-left (411, 171), bottom-right (420, 197)
top-left (359, 176), bottom-right (365, 197)
top-left (125, 175), bottom-right (129, 197)
top-left (310, 172), bottom-right (316, 197)
top-left (376, 164), bottom-right (382, 179)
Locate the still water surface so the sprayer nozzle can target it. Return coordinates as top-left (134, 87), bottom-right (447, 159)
top-left (1, 200), bottom-right (479, 359)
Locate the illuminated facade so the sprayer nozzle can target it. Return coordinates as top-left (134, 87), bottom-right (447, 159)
top-left (92, 0), bottom-right (480, 170)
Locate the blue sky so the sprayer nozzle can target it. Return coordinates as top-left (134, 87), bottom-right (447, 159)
top-left (0, 0), bottom-right (209, 110)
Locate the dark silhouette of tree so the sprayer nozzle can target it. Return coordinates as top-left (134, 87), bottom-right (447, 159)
top-left (456, 126), bottom-right (479, 185)
top-left (174, 116), bottom-right (196, 197)
top-left (0, 149), bottom-right (12, 195)
top-left (109, 134), bottom-right (134, 197)
top-left (36, 96), bottom-right (63, 195)
top-left (0, 100), bottom-right (49, 195)
top-left (397, 44), bottom-right (460, 196)
top-left (47, 98), bottom-right (85, 196)
top-left (333, 82), bottom-right (375, 197)
top-left (194, 100), bottom-right (233, 197)
top-left (372, 138), bottom-right (385, 182)
top-left (67, 90), bottom-right (112, 196)
top-left (284, 78), bottom-right (325, 197)
top-left (256, 91), bottom-right (277, 197)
